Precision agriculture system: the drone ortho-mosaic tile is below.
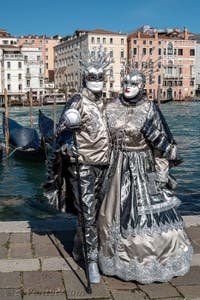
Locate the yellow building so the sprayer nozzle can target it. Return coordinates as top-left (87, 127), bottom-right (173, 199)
top-left (54, 29), bottom-right (127, 98)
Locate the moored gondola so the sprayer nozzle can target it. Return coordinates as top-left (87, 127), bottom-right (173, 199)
top-left (2, 112), bottom-right (46, 162)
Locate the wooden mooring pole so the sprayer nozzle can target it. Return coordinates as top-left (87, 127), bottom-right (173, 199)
top-left (53, 95), bottom-right (57, 134)
top-left (29, 89), bottom-right (33, 128)
top-left (4, 88), bottom-right (9, 158)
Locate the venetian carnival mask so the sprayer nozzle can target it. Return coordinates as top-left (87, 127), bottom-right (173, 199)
top-left (85, 66), bottom-right (104, 93)
top-left (122, 71), bottom-right (144, 100)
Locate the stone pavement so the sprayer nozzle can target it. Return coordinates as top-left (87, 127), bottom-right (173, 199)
top-left (0, 215), bottom-right (200, 300)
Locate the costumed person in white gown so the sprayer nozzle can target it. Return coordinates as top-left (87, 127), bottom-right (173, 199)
top-left (97, 67), bottom-right (193, 284)
top-left (44, 48), bottom-right (112, 284)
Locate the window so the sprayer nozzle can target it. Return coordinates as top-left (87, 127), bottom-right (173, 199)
top-left (158, 41), bottom-right (161, 45)
top-left (190, 49), bottom-right (195, 56)
top-left (27, 80), bottom-right (30, 87)
top-left (39, 68), bottom-right (42, 74)
top-left (133, 48), bottom-right (137, 55)
top-left (18, 84), bottom-right (22, 91)
top-left (158, 75), bottom-right (161, 85)
top-left (121, 38), bottom-right (124, 45)
top-left (149, 40), bottom-right (153, 45)
top-left (133, 40), bottom-right (137, 44)
top-left (7, 84), bottom-right (11, 90)
top-left (18, 62), bottom-right (22, 68)
top-left (178, 81), bottom-right (183, 86)
top-left (142, 48), bottom-right (147, 55)
top-left (91, 37), bottom-right (95, 43)
top-left (27, 68), bottom-right (30, 74)
top-left (7, 73), bottom-right (11, 80)
top-left (110, 38), bottom-right (113, 44)
top-left (18, 73), bottom-right (22, 80)
top-left (37, 56), bottom-right (41, 62)
top-left (110, 83), bottom-right (113, 88)
top-left (120, 51), bottom-right (124, 58)
top-left (7, 62), bottom-right (11, 68)
top-left (190, 80), bottom-right (194, 86)
top-left (97, 37), bottom-right (100, 44)
top-left (103, 37), bottom-right (106, 44)
top-left (149, 48), bottom-right (153, 55)
top-left (178, 49), bottom-right (183, 55)
top-left (40, 80), bottom-right (43, 87)
top-left (158, 48), bottom-right (162, 55)
top-left (143, 40), bottom-right (146, 45)
top-left (110, 50), bottom-right (113, 58)
top-left (167, 42), bottom-right (173, 55)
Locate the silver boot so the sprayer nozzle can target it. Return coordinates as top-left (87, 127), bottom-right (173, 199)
top-left (88, 262), bottom-right (100, 283)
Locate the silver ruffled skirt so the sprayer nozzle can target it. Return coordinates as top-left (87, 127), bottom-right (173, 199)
top-left (98, 150), bottom-right (193, 283)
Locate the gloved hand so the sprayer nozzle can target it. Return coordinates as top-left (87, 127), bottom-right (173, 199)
top-left (63, 109), bottom-right (81, 129)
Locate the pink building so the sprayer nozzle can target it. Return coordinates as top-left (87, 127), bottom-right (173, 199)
top-left (18, 35), bottom-right (61, 83)
top-left (128, 27), bottom-right (196, 101)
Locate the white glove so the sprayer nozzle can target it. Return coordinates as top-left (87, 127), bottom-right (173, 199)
top-left (63, 109), bottom-right (81, 129)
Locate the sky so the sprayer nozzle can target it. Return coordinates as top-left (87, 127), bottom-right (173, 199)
top-left (0, 0), bottom-right (200, 37)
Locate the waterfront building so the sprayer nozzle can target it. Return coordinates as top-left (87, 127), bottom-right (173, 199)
top-left (54, 29), bottom-right (127, 98)
top-left (128, 27), bottom-right (196, 101)
top-left (0, 29), bottom-right (18, 46)
top-left (0, 45), bottom-right (44, 103)
top-left (18, 35), bottom-right (61, 84)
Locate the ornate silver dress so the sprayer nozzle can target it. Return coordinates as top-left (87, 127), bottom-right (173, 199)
top-left (98, 95), bottom-right (193, 283)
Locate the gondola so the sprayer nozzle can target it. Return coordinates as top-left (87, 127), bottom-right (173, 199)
top-left (38, 109), bottom-right (55, 146)
top-left (2, 112), bottom-right (46, 162)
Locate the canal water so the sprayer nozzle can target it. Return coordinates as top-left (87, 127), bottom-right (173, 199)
top-left (0, 102), bottom-right (199, 220)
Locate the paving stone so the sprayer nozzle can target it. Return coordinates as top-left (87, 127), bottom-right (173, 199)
top-left (32, 233), bottom-right (54, 244)
top-left (139, 282), bottom-right (180, 298)
top-left (0, 288), bottom-right (22, 299)
top-left (0, 233), bottom-right (10, 245)
top-left (62, 269), bottom-right (110, 299)
top-left (171, 266), bottom-right (200, 285)
top-left (0, 272), bottom-right (21, 288)
top-left (9, 243), bottom-right (33, 259)
top-left (192, 240), bottom-right (200, 254)
top-left (0, 259), bottom-right (40, 272)
top-left (103, 275), bottom-right (137, 290)
top-left (24, 295), bottom-right (67, 300)
top-left (41, 257), bottom-right (78, 271)
top-left (33, 242), bottom-right (60, 258)
top-left (186, 226), bottom-right (200, 240)
top-left (158, 298), bottom-right (184, 300)
top-left (111, 290), bottom-right (148, 300)
top-left (9, 233), bottom-right (31, 243)
top-left (177, 285), bottom-right (200, 299)
top-left (23, 271), bottom-right (65, 294)
top-left (191, 254), bottom-right (200, 266)
top-left (0, 245), bottom-right (7, 259)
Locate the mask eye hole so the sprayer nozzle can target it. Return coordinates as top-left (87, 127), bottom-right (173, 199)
top-left (123, 80), bottom-right (129, 85)
top-left (86, 73), bottom-right (104, 81)
top-left (130, 81), bottom-right (137, 87)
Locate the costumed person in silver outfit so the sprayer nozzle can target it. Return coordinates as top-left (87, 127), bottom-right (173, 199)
top-left (97, 67), bottom-right (193, 284)
top-left (44, 48), bottom-right (111, 284)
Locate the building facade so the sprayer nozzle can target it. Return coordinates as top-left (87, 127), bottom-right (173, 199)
top-left (54, 29), bottom-right (127, 98)
top-left (0, 45), bottom-right (45, 103)
top-left (128, 27), bottom-right (196, 101)
top-left (18, 35), bottom-right (61, 83)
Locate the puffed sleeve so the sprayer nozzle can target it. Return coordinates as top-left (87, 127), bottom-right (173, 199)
top-left (141, 102), bottom-right (182, 166)
top-left (141, 102), bottom-right (182, 189)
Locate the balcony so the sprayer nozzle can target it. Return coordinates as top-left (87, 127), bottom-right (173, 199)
top-left (163, 73), bottom-right (181, 79)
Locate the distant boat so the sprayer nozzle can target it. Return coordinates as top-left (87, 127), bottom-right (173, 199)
top-left (2, 113), bottom-right (46, 162)
top-left (42, 93), bottom-right (66, 105)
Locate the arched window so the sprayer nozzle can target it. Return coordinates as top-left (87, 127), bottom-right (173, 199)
top-left (167, 42), bottom-right (173, 55)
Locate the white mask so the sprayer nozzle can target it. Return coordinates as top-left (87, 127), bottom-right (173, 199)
top-left (85, 66), bottom-right (104, 93)
top-left (122, 73), bottom-right (144, 100)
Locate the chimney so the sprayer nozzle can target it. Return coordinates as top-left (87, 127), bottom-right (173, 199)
top-left (137, 31), bottom-right (141, 38)
top-left (184, 27), bottom-right (188, 40)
